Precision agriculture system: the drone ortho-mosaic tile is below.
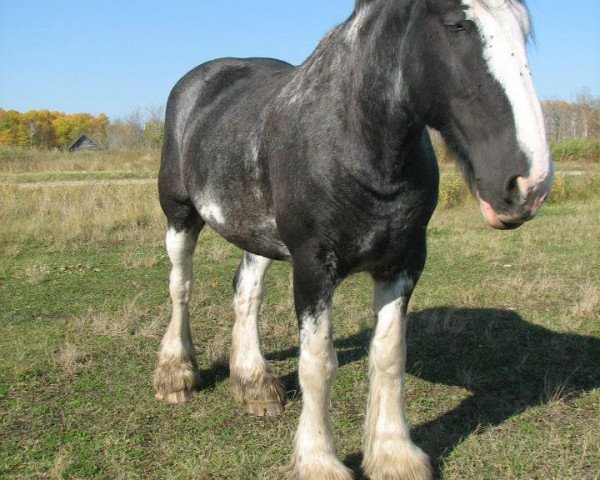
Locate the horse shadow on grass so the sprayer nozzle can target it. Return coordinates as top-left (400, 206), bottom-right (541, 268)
top-left (199, 307), bottom-right (600, 478)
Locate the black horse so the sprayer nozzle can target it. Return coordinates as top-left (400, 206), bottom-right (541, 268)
top-left (154, 1), bottom-right (553, 479)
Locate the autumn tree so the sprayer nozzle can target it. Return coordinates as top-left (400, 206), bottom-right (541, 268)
top-left (0, 109), bottom-right (108, 149)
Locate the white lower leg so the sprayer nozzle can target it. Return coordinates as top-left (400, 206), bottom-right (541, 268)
top-left (291, 309), bottom-right (352, 480)
top-left (154, 228), bottom-right (200, 403)
top-left (230, 254), bottom-right (284, 416)
top-left (363, 278), bottom-right (432, 480)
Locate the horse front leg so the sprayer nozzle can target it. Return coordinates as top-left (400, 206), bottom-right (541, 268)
top-left (362, 274), bottom-right (432, 480)
top-left (230, 252), bottom-right (285, 416)
top-left (290, 254), bottom-right (353, 480)
top-left (154, 225), bottom-right (202, 403)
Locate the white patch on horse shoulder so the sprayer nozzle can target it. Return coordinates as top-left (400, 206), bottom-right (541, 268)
top-left (199, 203), bottom-right (225, 225)
top-left (463, 0), bottom-right (551, 187)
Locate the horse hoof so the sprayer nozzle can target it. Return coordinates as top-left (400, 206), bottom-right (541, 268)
top-left (245, 399), bottom-right (284, 417)
top-left (362, 443), bottom-right (432, 480)
top-left (290, 458), bottom-right (354, 480)
top-left (155, 389), bottom-right (196, 404)
top-left (232, 370), bottom-right (286, 416)
top-left (154, 355), bottom-right (200, 403)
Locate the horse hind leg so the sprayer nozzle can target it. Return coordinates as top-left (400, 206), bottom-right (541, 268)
top-left (154, 206), bottom-right (204, 404)
top-left (230, 252), bottom-right (285, 416)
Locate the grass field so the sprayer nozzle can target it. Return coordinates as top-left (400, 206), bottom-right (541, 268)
top-left (0, 151), bottom-right (599, 479)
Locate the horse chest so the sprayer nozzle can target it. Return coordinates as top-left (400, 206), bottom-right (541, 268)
top-left (339, 206), bottom-right (429, 274)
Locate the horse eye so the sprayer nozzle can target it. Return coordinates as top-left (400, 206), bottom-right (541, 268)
top-left (446, 23), bottom-right (466, 33)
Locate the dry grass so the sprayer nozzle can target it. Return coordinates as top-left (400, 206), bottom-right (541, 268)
top-left (56, 342), bottom-right (88, 376)
top-left (50, 448), bottom-right (74, 480)
top-left (0, 147), bottom-right (159, 174)
top-left (0, 173), bottom-right (596, 251)
top-left (438, 173), bottom-right (471, 209)
top-left (0, 183), bottom-right (164, 245)
top-left (0, 157), bottom-right (598, 480)
top-left (571, 283), bottom-right (600, 321)
top-left (121, 248), bottom-right (163, 269)
top-left (76, 294), bottom-right (169, 339)
top-left (15, 263), bottom-right (52, 284)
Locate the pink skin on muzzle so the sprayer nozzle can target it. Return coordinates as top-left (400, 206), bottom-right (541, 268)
top-left (479, 198), bottom-right (516, 230)
top-left (478, 176), bottom-right (550, 230)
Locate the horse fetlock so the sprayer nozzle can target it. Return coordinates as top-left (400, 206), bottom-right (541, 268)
top-left (231, 367), bottom-right (285, 416)
top-left (290, 454), bottom-right (354, 480)
top-left (154, 354), bottom-right (200, 404)
top-left (362, 442), bottom-right (432, 480)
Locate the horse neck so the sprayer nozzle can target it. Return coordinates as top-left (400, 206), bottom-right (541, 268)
top-left (296, 1), bottom-right (424, 175)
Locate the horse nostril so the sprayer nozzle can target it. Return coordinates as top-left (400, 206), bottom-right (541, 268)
top-left (522, 208), bottom-right (534, 221)
top-left (504, 175), bottom-right (525, 207)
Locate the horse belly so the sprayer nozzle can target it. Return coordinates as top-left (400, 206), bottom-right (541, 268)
top-left (193, 187), bottom-right (291, 261)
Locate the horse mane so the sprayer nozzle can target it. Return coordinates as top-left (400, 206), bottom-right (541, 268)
top-left (355, 0), bottom-right (526, 6)
top-left (355, 0), bottom-right (376, 11)
top-left (355, 0), bottom-right (529, 20)
top-left (480, 0), bottom-right (525, 6)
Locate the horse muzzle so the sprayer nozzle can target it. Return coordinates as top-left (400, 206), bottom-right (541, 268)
top-left (477, 173), bottom-right (553, 230)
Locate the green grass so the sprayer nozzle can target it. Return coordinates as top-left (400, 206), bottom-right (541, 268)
top-left (551, 138), bottom-right (600, 163)
top-left (0, 165), bottom-right (599, 479)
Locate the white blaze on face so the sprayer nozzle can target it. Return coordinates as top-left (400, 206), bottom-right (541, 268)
top-left (462, 0), bottom-right (552, 192)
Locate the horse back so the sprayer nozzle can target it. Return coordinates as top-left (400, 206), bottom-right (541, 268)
top-left (160, 57), bottom-right (293, 185)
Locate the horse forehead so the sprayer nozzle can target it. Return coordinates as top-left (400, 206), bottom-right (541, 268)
top-left (461, 0), bottom-right (531, 39)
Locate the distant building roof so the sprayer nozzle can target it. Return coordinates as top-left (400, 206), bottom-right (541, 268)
top-left (69, 134), bottom-right (102, 152)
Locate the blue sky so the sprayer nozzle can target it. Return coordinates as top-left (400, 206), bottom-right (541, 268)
top-left (0, 0), bottom-right (598, 120)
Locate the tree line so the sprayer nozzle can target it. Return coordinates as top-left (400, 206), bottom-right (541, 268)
top-left (0, 109), bottom-right (108, 149)
top-left (543, 90), bottom-right (600, 142)
top-left (0, 107), bottom-right (164, 150)
top-left (1, 92), bottom-right (598, 151)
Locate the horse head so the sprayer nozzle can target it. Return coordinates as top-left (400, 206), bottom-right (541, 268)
top-left (402, 0), bottom-right (553, 229)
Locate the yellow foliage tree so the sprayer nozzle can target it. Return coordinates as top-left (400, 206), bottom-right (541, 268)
top-left (0, 109), bottom-right (109, 149)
